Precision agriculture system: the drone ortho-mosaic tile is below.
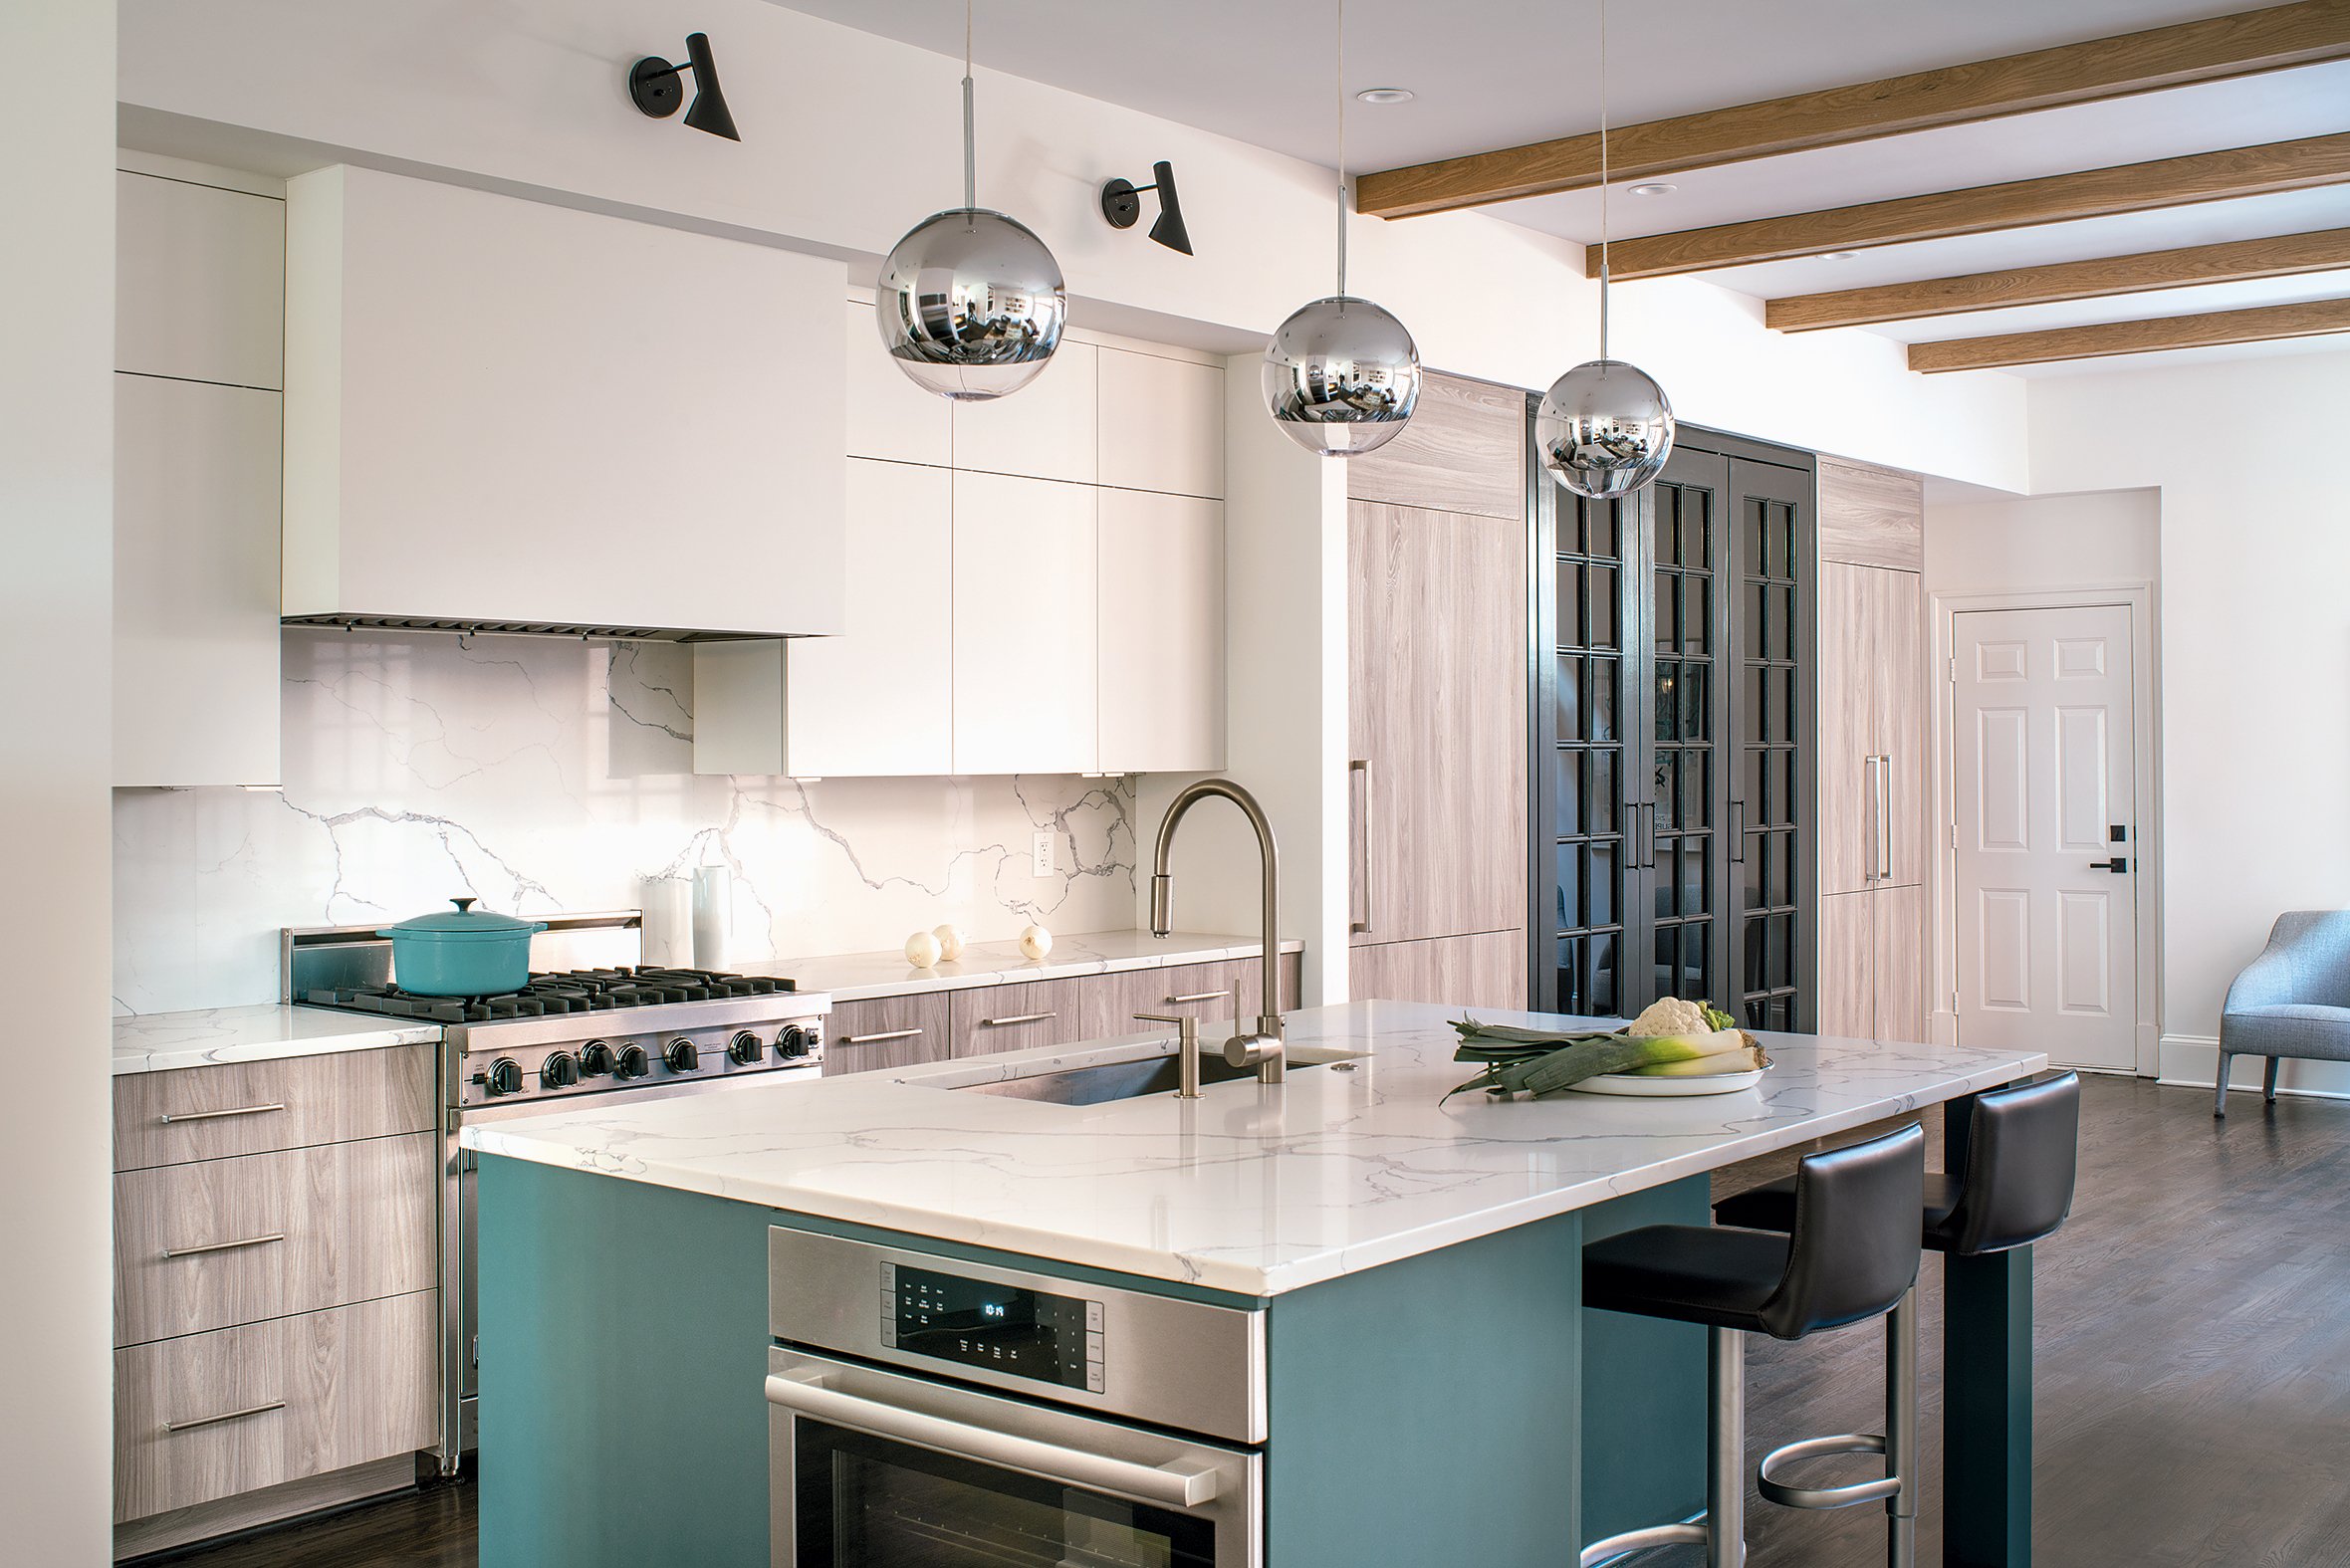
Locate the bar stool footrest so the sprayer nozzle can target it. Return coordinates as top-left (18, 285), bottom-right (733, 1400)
top-left (1578, 1520), bottom-right (1709, 1567)
top-left (1757, 1432), bottom-right (1900, 1510)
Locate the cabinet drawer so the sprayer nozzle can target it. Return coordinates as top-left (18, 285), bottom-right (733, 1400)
top-left (1118, 956), bottom-right (1301, 1029)
top-left (115, 1290), bottom-right (436, 1524)
top-left (821, 993), bottom-right (952, 1077)
top-left (948, 974), bottom-right (1128, 1057)
top-left (115, 1131), bottom-right (437, 1347)
top-left (115, 1043), bottom-right (435, 1172)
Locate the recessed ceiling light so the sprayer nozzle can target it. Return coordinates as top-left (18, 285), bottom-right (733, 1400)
top-left (1354, 87), bottom-right (1414, 105)
top-left (1821, 251), bottom-right (1859, 261)
top-left (1627, 182), bottom-right (1676, 197)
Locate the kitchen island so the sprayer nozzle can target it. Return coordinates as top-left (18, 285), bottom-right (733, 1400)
top-left (464, 1002), bottom-right (2045, 1567)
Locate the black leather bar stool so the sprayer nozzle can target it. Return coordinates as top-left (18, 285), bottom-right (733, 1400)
top-left (1713, 1071), bottom-right (2082, 1567)
top-left (1580, 1123), bottom-right (1926, 1568)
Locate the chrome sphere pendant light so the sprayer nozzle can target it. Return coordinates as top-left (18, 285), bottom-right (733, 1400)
top-left (1537, 0), bottom-right (1675, 499)
top-left (1262, 0), bottom-right (1420, 457)
top-left (877, 0), bottom-right (1066, 400)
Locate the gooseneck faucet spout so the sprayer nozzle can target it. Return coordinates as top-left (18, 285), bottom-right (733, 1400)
top-left (1148, 778), bottom-right (1286, 1085)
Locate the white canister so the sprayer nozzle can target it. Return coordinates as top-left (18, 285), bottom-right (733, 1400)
top-left (639, 876), bottom-right (692, 967)
top-left (691, 864), bottom-right (733, 970)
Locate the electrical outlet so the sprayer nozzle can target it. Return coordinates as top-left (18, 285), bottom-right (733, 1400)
top-left (1032, 831), bottom-right (1056, 878)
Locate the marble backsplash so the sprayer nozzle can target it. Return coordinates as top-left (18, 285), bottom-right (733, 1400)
top-left (113, 631), bottom-right (1137, 1013)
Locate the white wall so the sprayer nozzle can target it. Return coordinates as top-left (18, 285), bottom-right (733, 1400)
top-left (2, 0), bottom-right (116, 1555)
top-left (117, 0), bottom-right (2026, 492)
top-left (1926, 488), bottom-right (2160, 597)
top-left (2030, 348), bottom-right (2350, 1096)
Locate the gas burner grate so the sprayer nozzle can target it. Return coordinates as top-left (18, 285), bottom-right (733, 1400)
top-left (307, 966), bottom-right (794, 1021)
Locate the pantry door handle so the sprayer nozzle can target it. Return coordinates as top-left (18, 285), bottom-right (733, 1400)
top-left (1875, 755), bottom-right (1893, 881)
top-left (162, 1232), bottom-right (285, 1260)
top-left (1862, 757), bottom-right (1883, 882)
top-left (165, 1400), bottom-right (285, 1434)
top-left (1350, 759), bottom-right (1374, 935)
top-left (842, 1028), bottom-right (923, 1044)
top-left (980, 1012), bottom-right (1058, 1028)
top-left (158, 1102), bottom-right (285, 1126)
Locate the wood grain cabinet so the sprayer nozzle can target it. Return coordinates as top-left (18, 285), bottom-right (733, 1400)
top-left (1114, 955), bottom-right (1303, 1031)
top-left (1349, 932), bottom-right (1528, 1012)
top-left (113, 1046), bottom-right (439, 1556)
top-left (1815, 457), bottom-right (1928, 1042)
top-left (948, 974), bottom-right (1132, 1057)
top-left (1346, 371), bottom-right (1530, 1008)
top-left (821, 993), bottom-right (953, 1076)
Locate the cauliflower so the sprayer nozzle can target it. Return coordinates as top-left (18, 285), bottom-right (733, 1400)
top-left (1626, 996), bottom-right (1712, 1038)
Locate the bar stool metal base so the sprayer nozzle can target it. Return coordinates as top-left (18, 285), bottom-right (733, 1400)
top-left (1751, 1286), bottom-right (1919, 1568)
top-left (1580, 1326), bottom-right (1746, 1568)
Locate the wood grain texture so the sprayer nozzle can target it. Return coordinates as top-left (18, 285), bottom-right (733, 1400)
top-left (1112, 953), bottom-right (1304, 1034)
top-left (1356, 1), bottom-right (2350, 217)
top-left (1347, 930), bottom-right (1529, 1010)
top-left (112, 1455), bottom-right (419, 1562)
top-left (819, 991), bottom-right (952, 1076)
top-left (1872, 881), bottom-right (1929, 1044)
top-left (115, 1291), bottom-right (436, 1525)
top-left (1867, 567), bottom-right (1929, 890)
top-left (115, 1044), bottom-right (435, 1173)
top-left (115, 1132), bottom-right (437, 1348)
top-left (1908, 291), bottom-right (2350, 370)
top-left (1768, 226), bottom-right (2350, 331)
top-left (1344, 371), bottom-right (1527, 521)
top-left (947, 973), bottom-right (1132, 1057)
top-left (1815, 891), bottom-right (1876, 1037)
top-left (1816, 562), bottom-right (1877, 897)
top-left (1817, 456), bottom-right (1924, 569)
top-left (1348, 499), bottom-right (1528, 947)
top-left (1594, 131), bottom-right (2350, 279)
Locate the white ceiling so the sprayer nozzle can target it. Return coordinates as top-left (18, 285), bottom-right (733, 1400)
top-left (779, 0), bottom-right (2350, 372)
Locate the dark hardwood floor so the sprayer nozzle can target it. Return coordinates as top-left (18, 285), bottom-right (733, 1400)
top-left (151, 1075), bottom-right (2350, 1568)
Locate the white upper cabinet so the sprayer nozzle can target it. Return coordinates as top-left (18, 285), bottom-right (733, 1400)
top-left (114, 167), bottom-right (284, 788)
top-left (950, 472), bottom-right (1098, 775)
top-left (951, 343), bottom-right (1096, 485)
top-left (843, 297), bottom-right (951, 467)
top-left (1096, 489), bottom-right (1225, 774)
top-left (116, 169), bottom-right (284, 390)
top-left (282, 166), bottom-right (844, 637)
top-left (1096, 350), bottom-right (1225, 499)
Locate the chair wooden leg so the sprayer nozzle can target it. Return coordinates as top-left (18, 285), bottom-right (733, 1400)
top-left (2263, 1057), bottom-right (2281, 1104)
top-left (2214, 1052), bottom-right (2232, 1118)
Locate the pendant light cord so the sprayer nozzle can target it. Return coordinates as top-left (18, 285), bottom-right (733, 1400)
top-left (1335, 0), bottom-right (1348, 298)
top-left (1597, 0), bottom-right (1610, 361)
top-left (961, 0), bottom-right (977, 210)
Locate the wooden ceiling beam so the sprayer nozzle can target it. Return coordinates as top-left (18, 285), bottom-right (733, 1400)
top-left (1589, 132), bottom-right (2350, 280)
top-left (1767, 228), bottom-right (2350, 331)
top-left (1906, 294), bottom-right (2350, 370)
top-left (1355, 1), bottom-right (2350, 220)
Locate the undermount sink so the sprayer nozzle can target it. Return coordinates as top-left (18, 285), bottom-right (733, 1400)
top-left (956, 1041), bottom-right (1355, 1107)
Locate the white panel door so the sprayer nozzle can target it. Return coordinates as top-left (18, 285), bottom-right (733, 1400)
top-left (1095, 488), bottom-right (1225, 773)
top-left (116, 170), bottom-right (285, 389)
top-left (1095, 349), bottom-right (1225, 499)
top-left (842, 298), bottom-right (951, 468)
top-left (950, 342), bottom-right (1097, 485)
top-left (950, 472), bottom-right (1097, 775)
top-left (1953, 604), bottom-right (2138, 1069)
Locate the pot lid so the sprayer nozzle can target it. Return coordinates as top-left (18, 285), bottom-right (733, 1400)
top-left (378, 897), bottom-right (549, 941)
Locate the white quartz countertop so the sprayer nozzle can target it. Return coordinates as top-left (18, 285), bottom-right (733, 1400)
top-left (460, 1001), bottom-right (2046, 1297)
top-left (113, 1005), bottom-right (442, 1075)
top-left (745, 929), bottom-right (1304, 1004)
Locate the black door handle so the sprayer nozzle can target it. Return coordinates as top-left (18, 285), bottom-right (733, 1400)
top-left (2089, 858), bottom-right (2129, 874)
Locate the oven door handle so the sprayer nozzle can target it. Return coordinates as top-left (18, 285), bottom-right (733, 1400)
top-left (764, 1366), bottom-right (1223, 1510)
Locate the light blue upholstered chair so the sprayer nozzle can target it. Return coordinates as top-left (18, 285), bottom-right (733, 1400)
top-left (2216, 911), bottom-right (2350, 1117)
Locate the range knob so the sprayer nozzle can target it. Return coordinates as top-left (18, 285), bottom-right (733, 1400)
top-left (777, 1024), bottom-right (816, 1060)
top-left (579, 1040), bottom-right (615, 1077)
top-left (612, 1043), bottom-right (650, 1081)
top-left (664, 1037), bottom-right (701, 1074)
top-left (728, 1030), bottom-right (767, 1065)
top-left (482, 1057), bottom-right (525, 1097)
top-left (540, 1051), bottom-right (580, 1089)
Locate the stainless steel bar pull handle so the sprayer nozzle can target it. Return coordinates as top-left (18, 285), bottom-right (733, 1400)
top-left (163, 1232), bottom-right (285, 1260)
top-left (842, 1028), bottom-right (923, 1044)
top-left (979, 1012), bottom-right (1057, 1028)
top-left (1349, 759), bottom-right (1374, 935)
top-left (158, 1102), bottom-right (286, 1126)
top-left (1875, 755), bottom-right (1893, 882)
top-left (1861, 757), bottom-right (1882, 882)
top-left (1165, 991), bottom-right (1230, 1006)
top-left (764, 1368), bottom-right (1222, 1509)
top-left (165, 1399), bottom-right (285, 1434)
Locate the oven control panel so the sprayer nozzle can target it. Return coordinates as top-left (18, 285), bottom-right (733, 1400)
top-left (882, 1260), bottom-right (1105, 1394)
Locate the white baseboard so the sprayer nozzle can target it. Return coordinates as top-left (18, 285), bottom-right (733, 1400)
top-left (2157, 1033), bottom-right (2350, 1102)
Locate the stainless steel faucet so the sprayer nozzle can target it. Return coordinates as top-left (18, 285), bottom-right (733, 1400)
top-left (1146, 778), bottom-right (1286, 1088)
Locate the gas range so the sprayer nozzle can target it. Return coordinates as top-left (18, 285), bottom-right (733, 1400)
top-left (305, 965), bottom-right (829, 1109)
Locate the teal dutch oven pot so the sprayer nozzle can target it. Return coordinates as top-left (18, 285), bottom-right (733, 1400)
top-left (377, 897), bottom-right (548, 997)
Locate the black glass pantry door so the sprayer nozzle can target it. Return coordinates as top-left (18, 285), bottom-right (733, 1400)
top-left (1529, 428), bottom-right (1816, 1030)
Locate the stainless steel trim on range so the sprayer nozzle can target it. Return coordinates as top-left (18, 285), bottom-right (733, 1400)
top-left (767, 1228), bottom-right (1267, 1446)
top-left (765, 1349), bottom-right (1262, 1568)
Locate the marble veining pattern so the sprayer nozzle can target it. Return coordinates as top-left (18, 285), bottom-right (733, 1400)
top-left (113, 1005), bottom-right (440, 1075)
top-left (460, 1001), bottom-right (2048, 1296)
top-left (114, 631), bottom-right (1138, 1013)
top-left (757, 929), bottom-right (1306, 1003)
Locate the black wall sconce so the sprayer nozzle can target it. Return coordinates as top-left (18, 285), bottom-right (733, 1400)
top-left (629, 32), bottom-right (740, 141)
top-left (1100, 161), bottom-right (1191, 255)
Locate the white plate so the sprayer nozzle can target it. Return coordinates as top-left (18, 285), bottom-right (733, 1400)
top-left (1565, 1067), bottom-right (1765, 1097)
